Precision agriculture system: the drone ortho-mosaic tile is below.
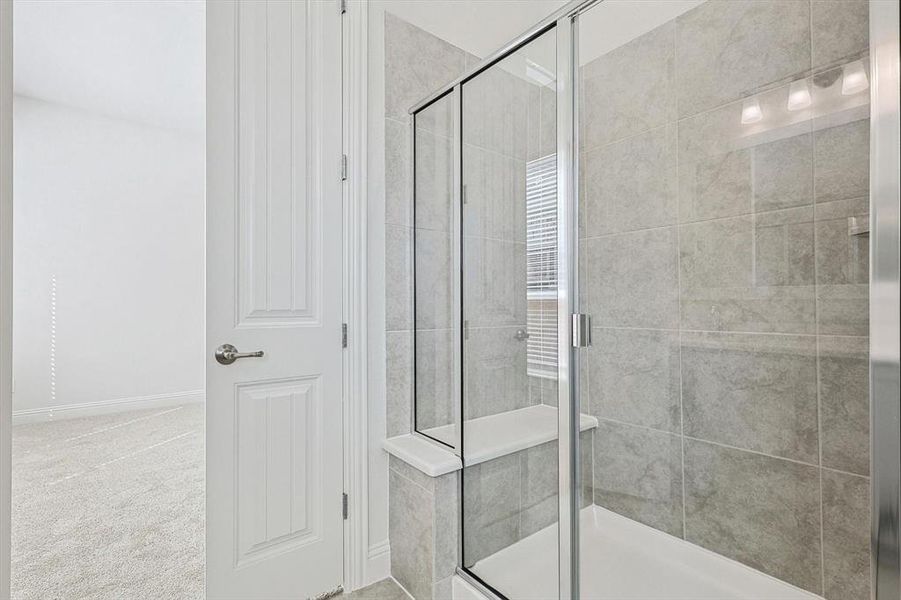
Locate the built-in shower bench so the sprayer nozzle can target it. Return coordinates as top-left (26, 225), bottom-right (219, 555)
top-left (382, 404), bottom-right (597, 599)
top-left (383, 403), bottom-right (597, 475)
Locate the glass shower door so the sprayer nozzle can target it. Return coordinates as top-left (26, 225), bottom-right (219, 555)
top-left (577, 1), bottom-right (872, 598)
top-left (413, 92), bottom-right (458, 449)
top-left (458, 26), bottom-right (567, 599)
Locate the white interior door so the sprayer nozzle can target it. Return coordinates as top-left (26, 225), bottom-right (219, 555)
top-left (206, 1), bottom-right (344, 598)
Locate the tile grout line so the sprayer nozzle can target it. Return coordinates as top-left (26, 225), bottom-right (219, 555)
top-left (578, 201), bottom-right (819, 243)
top-left (810, 18), bottom-right (828, 586)
top-left (821, 464), bottom-right (870, 480)
top-left (601, 410), bottom-right (814, 466)
top-left (805, 10), bottom-right (828, 586)
top-left (597, 412), bottom-right (868, 478)
top-left (682, 432), bottom-right (823, 470)
top-left (671, 29), bottom-right (689, 540)
top-left (812, 12), bottom-right (827, 600)
top-left (590, 324), bottom-right (867, 341)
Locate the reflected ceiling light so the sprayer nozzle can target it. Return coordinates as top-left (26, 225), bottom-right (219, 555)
top-left (787, 79), bottom-right (811, 111)
top-left (741, 96), bottom-right (763, 124)
top-left (525, 59), bottom-right (554, 87)
top-left (841, 60), bottom-right (869, 95)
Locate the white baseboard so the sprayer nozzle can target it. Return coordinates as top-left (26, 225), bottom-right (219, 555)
top-left (12, 389), bottom-right (205, 425)
top-left (365, 539), bottom-right (391, 587)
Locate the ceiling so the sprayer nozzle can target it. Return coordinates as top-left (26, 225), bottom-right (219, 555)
top-left (12, 0), bottom-right (703, 134)
top-left (380, 0), bottom-right (568, 60)
top-left (381, 0), bottom-right (703, 100)
top-left (13, 0), bottom-right (205, 133)
top-left (383, 0), bottom-right (703, 67)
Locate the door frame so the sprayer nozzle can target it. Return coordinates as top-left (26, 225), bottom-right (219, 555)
top-left (0, 0), bottom-right (13, 597)
top-left (341, 0), bottom-right (375, 592)
top-left (0, 0), bottom-right (375, 595)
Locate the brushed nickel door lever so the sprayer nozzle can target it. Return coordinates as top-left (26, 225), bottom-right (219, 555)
top-left (215, 344), bottom-right (264, 365)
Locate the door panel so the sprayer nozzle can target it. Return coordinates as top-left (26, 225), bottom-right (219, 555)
top-left (206, 1), bottom-right (343, 598)
top-left (235, 377), bottom-right (321, 567)
top-left (236, 0), bottom-right (319, 326)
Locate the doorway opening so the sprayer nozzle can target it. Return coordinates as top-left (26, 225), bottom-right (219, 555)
top-left (10, 1), bottom-right (205, 597)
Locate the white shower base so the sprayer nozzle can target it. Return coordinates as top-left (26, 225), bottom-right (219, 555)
top-left (462, 506), bottom-right (821, 600)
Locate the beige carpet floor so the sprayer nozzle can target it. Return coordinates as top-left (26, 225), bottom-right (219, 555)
top-left (11, 404), bottom-right (205, 600)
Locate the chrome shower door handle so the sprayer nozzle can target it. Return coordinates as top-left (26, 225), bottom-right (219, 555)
top-left (215, 343), bottom-right (265, 365)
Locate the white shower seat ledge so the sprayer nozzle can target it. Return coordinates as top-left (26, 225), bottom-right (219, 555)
top-left (382, 434), bottom-right (461, 477)
top-left (383, 404), bottom-right (598, 478)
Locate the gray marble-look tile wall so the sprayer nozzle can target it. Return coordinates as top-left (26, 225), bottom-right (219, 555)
top-left (462, 432), bottom-right (593, 566)
top-left (388, 457), bottom-right (458, 600)
top-left (414, 95), bottom-right (456, 434)
top-left (384, 13), bottom-right (467, 438)
top-left (461, 53), bottom-right (552, 421)
top-left (384, 15), bottom-right (467, 597)
top-left (387, 12), bottom-right (553, 436)
top-left (386, 3), bottom-right (871, 597)
top-left (580, 1), bottom-right (870, 598)
top-left (384, 16), bottom-right (571, 596)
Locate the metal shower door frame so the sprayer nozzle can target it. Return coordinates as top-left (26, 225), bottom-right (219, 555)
top-left (419, 2), bottom-right (598, 597)
top-left (869, 1), bottom-right (901, 599)
top-left (406, 2), bottom-right (606, 598)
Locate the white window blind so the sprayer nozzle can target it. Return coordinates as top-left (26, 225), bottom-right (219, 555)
top-left (526, 154), bottom-right (558, 379)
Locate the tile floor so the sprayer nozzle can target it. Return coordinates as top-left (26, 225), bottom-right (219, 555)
top-left (342, 578), bottom-right (410, 600)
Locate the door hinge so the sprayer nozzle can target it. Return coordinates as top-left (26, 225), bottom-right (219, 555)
top-left (340, 154), bottom-right (348, 181)
top-left (341, 323), bottom-right (348, 348)
top-left (342, 493), bottom-right (349, 519)
top-left (339, 0), bottom-right (347, 14)
top-left (572, 313), bottom-right (591, 348)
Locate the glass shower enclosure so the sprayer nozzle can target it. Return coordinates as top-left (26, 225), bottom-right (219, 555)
top-left (412, 18), bottom-right (575, 598)
top-left (409, 0), bottom-right (896, 598)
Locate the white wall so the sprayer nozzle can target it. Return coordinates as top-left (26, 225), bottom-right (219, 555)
top-left (12, 96), bottom-right (204, 420)
top-left (14, 0), bottom-right (205, 133)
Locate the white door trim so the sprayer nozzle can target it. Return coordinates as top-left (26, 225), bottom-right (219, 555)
top-left (342, 0), bottom-right (386, 591)
top-left (0, 1), bottom-right (13, 596)
top-left (342, 0), bottom-right (367, 591)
